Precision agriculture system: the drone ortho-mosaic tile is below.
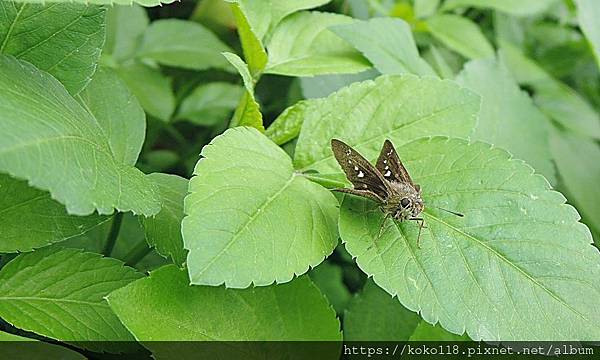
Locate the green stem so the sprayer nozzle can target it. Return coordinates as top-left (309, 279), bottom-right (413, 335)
top-left (123, 241), bottom-right (153, 267)
top-left (102, 212), bottom-right (124, 257)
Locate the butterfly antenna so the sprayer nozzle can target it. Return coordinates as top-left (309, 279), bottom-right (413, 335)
top-left (428, 205), bottom-right (464, 217)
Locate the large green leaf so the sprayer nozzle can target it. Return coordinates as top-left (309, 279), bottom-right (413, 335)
top-left (493, 12), bottom-right (525, 49)
top-left (339, 137), bottom-right (600, 341)
top-left (575, 0), bottom-right (600, 69)
top-left (457, 58), bottom-right (555, 182)
top-left (0, 174), bottom-right (108, 253)
top-left (103, 4), bottom-right (148, 64)
top-left (497, 40), bottom-right (557, 85)
top-left (265, 11), bottom-right (371, 76)
top-left (101, 5), bottom-right (176, 122)
top-left (344, 280), bottom-right (466, 340)
top-left (423, 45), bottom-right (460, 79)
top-left (0, 331), bottom-right (85, 360)
top-left (330, 17), bottom-right (435, 76)
top-left (550, 130), bottom-right (600, 244)
top-left (182, 127), bottom-right (339, 288)
top-left (309, 261), bottom-right (351, 314)
top-left (499, 41), bottom-right (600, 140)
top-left (293, 75), bottom-right (480, 174)
top-left (0, 248), bottom-right (142, 352)
top-left (426, 14), bottom-right (494, 60)
top-left (534, 83), bottom-right (600, 138)
top-left (344, 280), bottom-right (420, 340)
top-left (138, 19), bottom-right (234, 72)
top-left (442, 0), bottom-right (558, 16)
top-left (108, 266), bottom-right (342, 359)
top-left (300, 70), bottom-right (377, 99)
top-left (0, 55), bottom-right (160, 216)
top-left (177, 82), bottom-right (244, 126)
top-left (78, 67), bottom-right (146, 166)
top-left (140, 173), bottom-right (188, 267)
top-left (0, 1), bottom-right (105, 94)
top-left (9, 0), bottom-right (177, 5)
top-left (115, 62), bottom-right (175, 122)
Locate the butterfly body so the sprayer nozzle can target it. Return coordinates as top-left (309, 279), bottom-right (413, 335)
top-left (382, 181), bottom-right (424, 221)
top-left (334, 180), bottom-right (422, 220)
top-left (331, 138), bottom-right (426, 244)
top-left (331, 139), bottom-right (463, 247)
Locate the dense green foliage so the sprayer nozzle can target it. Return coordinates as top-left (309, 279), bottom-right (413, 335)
top-left (1, 0), bottom-right (600, 358)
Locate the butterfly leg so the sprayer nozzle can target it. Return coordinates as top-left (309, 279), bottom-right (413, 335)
top-left (367, 212), bottom-right (391, 251)
top-left (375, 213), bottom-right (391, 242)
top-left (410, 218), bottom-right (426, 248)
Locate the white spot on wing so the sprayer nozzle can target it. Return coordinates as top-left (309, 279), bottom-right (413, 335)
top-left (357, 171), bottom-right (364, 178)
top-left (354, 166), bottom-right (359, 171)
top-left (383, 160), bottom-right (387, 164)
top-left (384, 170), bottom-right (391, 177)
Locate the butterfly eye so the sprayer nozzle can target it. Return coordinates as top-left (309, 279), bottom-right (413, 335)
top-left (400, 198), bottom-right (410, 207)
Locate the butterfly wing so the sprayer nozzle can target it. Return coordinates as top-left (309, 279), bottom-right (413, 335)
top-left (376, 139), bottom-right (416, 186)
top-left (331, 139), bottom-right (390, 201)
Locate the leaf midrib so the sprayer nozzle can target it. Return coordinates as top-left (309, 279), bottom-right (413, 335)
top-left (0, 134), bottom-right (109, 159)
top-left (0, 193), bottom-right (47, 216)
top-left (14, 11), bottom-right (86, 59)
top-left (0, 3), bottom-right (27, 53)
top-left (140, 46), bottom-right (225, 57)
top-left (191, 173), bottom-right (298, 281)
top-left (266, 54), bottom-right (367, 72)
top-left (0, 296), bottom-right (106, 308)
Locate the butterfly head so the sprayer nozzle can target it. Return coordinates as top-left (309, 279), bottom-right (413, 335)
top-left (390, 185), bottom-right (423, 221)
